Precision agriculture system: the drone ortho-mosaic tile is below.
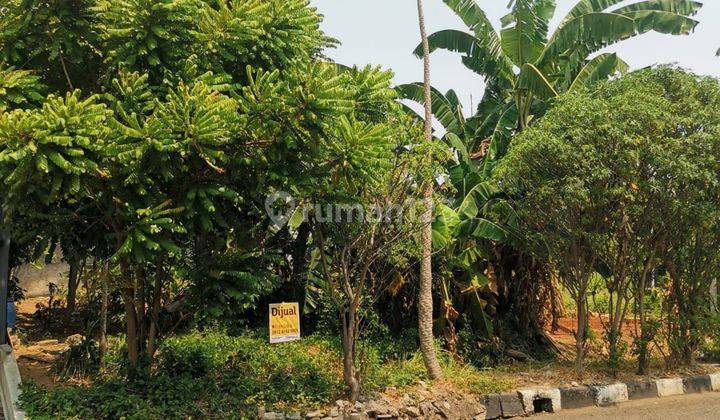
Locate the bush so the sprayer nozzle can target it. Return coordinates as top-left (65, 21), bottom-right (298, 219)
top-left (22, 331), bottom-right (347, 418)
top-left (21, 330), bottom-right (511, 418)
top-left (156, 330), bottom-right (240, 376)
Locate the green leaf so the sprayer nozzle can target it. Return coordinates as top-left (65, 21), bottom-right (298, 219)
top-left (611, 0), bottom-right (702, 16)
top-left (458, 181), bottom-right (502, 220)
top-left (396, 83), bottom-right (463, 134)
top-left (456, 217), bottom-right (508, 242)
top-left (432, 203), bottom-right (460, 249)
top-left (569, 53), bottom-right (629, 91)
top-left (516, 63), bottom-right (558, 100)
top-left (622, 10), bottom-right (699, 35)
top-left (500, 0), bottom-right (551, 66)
top-left (539, 13), bottom-right (636, 67)
top-left (445, 132), bottom-right (471, 167)
top-left (560, 0), bottom-right (627, 24)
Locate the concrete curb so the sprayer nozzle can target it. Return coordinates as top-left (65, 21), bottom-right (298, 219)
top-left (483, 372), bottom-right (720, 419)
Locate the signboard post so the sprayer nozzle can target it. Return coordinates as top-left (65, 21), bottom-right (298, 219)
top-left (269, 302), bottom-right (300, 344)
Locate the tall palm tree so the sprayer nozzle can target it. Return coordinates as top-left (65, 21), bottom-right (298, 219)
top-left (404, 0), bottom-right (702, 171)
top-left (416, 0), bottom-right (443, 380)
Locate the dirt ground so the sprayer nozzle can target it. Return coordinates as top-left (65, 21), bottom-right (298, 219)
top-left (10, 297), bottom-right (71, 388)
top-left (549, 312), bottom-right (639, 348)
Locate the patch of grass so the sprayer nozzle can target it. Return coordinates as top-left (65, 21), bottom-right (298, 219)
top-left (441, 355), bottom-right (514, 394)
top-left (20, 331), bottom-right (518, 418)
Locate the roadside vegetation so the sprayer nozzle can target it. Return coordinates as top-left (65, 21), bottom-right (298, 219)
top-left (0, 0), bottom-right (719, 418)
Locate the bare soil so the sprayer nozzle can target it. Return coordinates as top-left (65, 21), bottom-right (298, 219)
top-left (10, 297), bottom-right (72, 388)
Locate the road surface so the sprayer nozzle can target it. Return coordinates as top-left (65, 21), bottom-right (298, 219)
top-left (536, 392), bottom-right (720, 419)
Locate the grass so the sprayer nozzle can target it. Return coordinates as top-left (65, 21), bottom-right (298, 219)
top-left (19, 331), bottom-right (511, 419)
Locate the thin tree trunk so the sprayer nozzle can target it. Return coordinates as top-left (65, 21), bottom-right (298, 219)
top-left (136, 266), bottom-right (147, 354)
top-left (292, 222), bottom-right (312, 315)
top-left (341, 306), bottom-right (360, 402)
top-left (636, 263), bottom-right (651, 375)
top-left (416, 0), bottom-right (443, 380)
top-left (121, 261), bottom-right (139, 367)
top-left (147, 271), bottom-right (163, 358)
top-left (575, 294), bottom-right (588, 374)
top-left (66, 260), bottom-right (79, 317)
top-left (99, 261), bottom-right (109, 369)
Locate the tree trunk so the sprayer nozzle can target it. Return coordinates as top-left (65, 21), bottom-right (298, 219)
top-left (99, 261), bottom-right (109, 370)
top-left (121, 261), bottom-right (139, 368)
top-left (636, 269), bottom-right (649, 375)
top-left (340, 306), bottom-right (361, 402)
top-left (147, 272), bottom-right (163, 358)
top-left (65, 260), bottom-right (79, 317)
top-left (416, 0), bottom-right (443, 380)
top-left (575, 294), bottom-right (588, 374)
top-left (136, 266), bottom-right (147, 356)
top-left (292, 222), bottom-right (312, 315)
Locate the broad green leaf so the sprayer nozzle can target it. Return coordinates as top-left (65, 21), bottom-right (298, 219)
top-left (560, 0), bottom-right (626, 24)
top-left (611, 0), bottom-right (702, 16)
top-left (396, 83), bottom-right (463, 134)
top-left (456, 217), bottom-right (507, 242)
top-left (458, 181), bottom-right (502, 220)
top-left (500, 0), bottom-right (551, 66)
top-left (445, 132), bottom-right (470, 167)
top-left (432, 203), bottom-right (460, 249)
top-left (516, 63), bottom-right (558, 100)
top-left (622, 10), bottom-right (699, 35)
top-left (569, 53), bottom-right (629, 91)
top-left (538, 12), bottom-right (636, 67)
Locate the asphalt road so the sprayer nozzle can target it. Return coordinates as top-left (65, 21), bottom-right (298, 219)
top-left (536, 392), bottom-right (720, 419)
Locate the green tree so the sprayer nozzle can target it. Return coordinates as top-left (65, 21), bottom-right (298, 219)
top-left (497, 67), bottom-right (720, 373)
top-left (0, 0), bottom-right (102, 91)
top-left (409, 0), bottom-right (701, 170)
top-left (0, 66), bottom-right (45, 113)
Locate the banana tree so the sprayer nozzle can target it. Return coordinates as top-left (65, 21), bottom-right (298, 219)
top-left (411, 0), bottom-right (701, 171)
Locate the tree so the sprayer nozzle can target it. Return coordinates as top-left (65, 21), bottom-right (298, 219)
top-left (497, 67), bottom-right (720, 373)
top-left (415, 0), bottom-right (443, 380)
top-left (0, 0), bottom-right (102, 92)
top-left (311, 114), bottom-right (433, 400)
top-left (410, 0), bottom-right (701, 170)
top-left (0, 66), bottom-right (45, 114)
top-left (0, 0), bottom-right (353, 372)
top-left (398, 0), bottom-right (703, 357)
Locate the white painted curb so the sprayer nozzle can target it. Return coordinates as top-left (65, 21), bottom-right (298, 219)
top-left (656, 378), bottom-right (684, 397)
top-left (709, 373), bottom-right (720, 391)
top-left (517, 388), bottom-right (562, 413)
top-left (592, 383), bottom-right (629, 406)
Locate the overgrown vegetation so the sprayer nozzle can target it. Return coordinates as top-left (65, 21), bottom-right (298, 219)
top-left (2, 0), bottom-right (720, 417)
top-left (20, 331), bottom-right (512, 418)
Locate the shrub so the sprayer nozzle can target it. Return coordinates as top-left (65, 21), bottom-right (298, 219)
top-left (156, 330), bottom-right (240, 376)
top-left (21, 330), bottom-right (511, 418)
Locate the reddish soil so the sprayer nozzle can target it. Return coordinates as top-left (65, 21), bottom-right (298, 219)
top-left (548, 312), bottom-right (639, 351)
top-left (10, 297), bottom-right (68, 388)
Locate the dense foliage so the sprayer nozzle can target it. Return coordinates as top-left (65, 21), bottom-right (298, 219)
top-left (498, 67), bottom-right (720, 372)
top-left (398, 0), bottom-right (706, 365)
top-left (3, 0), bottom-right (720, 416)
top-left (0, 0), bottom-right (434, 391)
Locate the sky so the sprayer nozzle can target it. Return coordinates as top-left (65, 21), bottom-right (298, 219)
top-left (310, 0), bottom-right (720, 114)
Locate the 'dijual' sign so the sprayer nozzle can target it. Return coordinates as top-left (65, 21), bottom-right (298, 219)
top-left (269, 302), bottom-right (301, 344)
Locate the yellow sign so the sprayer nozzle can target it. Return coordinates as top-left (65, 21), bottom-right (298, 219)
top-left (269, 302), bottom-right (301, 343)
